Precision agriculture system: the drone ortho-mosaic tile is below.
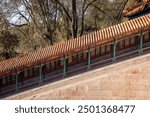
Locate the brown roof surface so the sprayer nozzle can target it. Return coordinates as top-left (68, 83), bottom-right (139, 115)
top-left (144, 0), bottom-right (150, 3)
top-left (123, 0), bottom-right (150, 17)
top-left (0, 14), bottom-right (150, 76)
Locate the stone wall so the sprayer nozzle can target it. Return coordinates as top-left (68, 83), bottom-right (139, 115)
top-left (6, 53), bottom-right (150, 100)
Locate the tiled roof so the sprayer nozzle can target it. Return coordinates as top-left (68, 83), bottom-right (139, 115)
top-left (144, 0), bottom-right (150, 3)
top-left (0, 14), bottom-right (150, 76)
top-left (123, 0), bottom-right (150, 17)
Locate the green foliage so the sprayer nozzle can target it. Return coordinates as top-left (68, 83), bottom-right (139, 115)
top-left (0, 30), bottom-right (19, 59)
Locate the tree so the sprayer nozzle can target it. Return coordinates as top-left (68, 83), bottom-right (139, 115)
top-left (0, 0), bottom-right (136, 60)
top-left (116, 0), bottom-right (129, 23)
top-left (80, 0), bottom-right (97, 36)
top-left (0, 30), bottom-right (19, 59)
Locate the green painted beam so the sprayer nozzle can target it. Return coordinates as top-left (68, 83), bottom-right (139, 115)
top-left (88, 47), bottom-right (91, 69)
top-left (15, 72), bottom-right (19, 92)
top-left (0, 78), bottom-right (1, 92)
top-left (63, 55), bottom-right (67, 78)
top-left (140, 32), bottom-right (143, 55)
top-left (113, 39), bottom-right (116, 63)
top-left (39, 64), bottom-right (42, 84)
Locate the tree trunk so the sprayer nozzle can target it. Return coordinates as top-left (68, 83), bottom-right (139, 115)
top-left (72, 0), bottom-right (78, 38)
top-left (80, 0), bottom-right (86, 36)
top-left (47, 28), bottom-right (53, 45)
